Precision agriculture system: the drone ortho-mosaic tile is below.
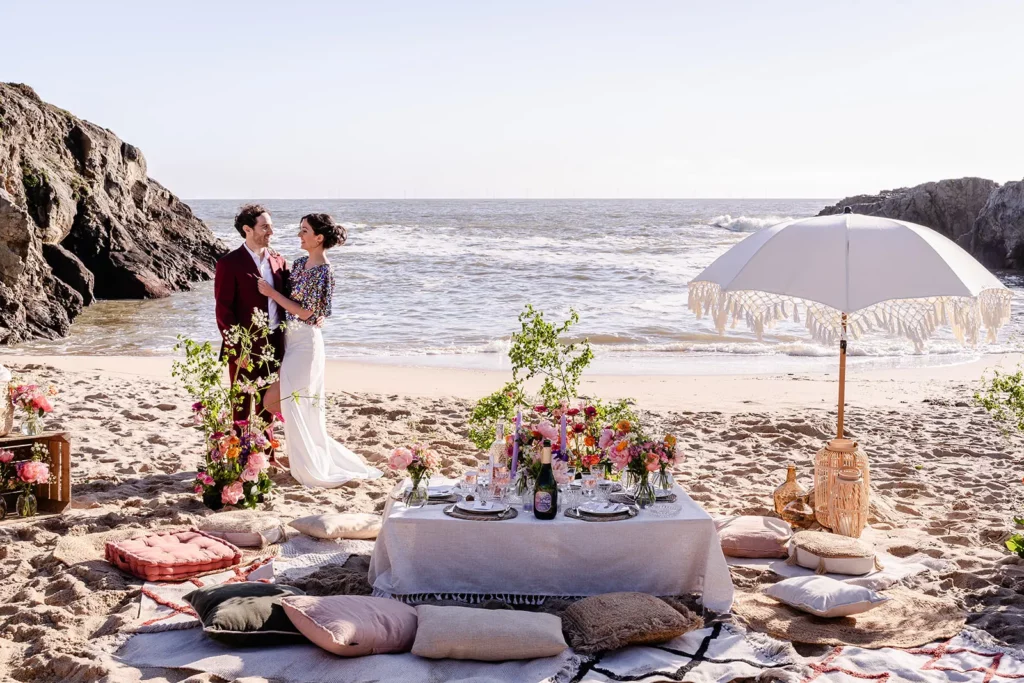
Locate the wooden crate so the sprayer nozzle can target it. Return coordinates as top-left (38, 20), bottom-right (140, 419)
top-left (1, 431), bottom-right (72, 515)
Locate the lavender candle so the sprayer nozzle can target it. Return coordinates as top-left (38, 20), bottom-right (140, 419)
top-left (560, 414), bottom-right (568, 453)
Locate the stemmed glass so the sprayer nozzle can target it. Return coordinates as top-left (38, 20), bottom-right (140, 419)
top-left (461, 470), bottom-right (478, 500)
top-left (581, 473), bottom-right (597, 500)
top-left (493, 466), bottom-right (510, 507)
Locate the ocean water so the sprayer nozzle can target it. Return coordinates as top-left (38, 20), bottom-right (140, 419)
top-left (6, 199), bottom-right (1022, 375)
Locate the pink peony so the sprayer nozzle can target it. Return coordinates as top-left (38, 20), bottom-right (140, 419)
top-left (198, 472), bottom-right (215, 486)
top-left (247, 452), bottom-right (268, 472)
top-left (0, 450), bottom-right (13, 464)
top-left (18, 461), bottom-right (49, 485)
top-left (536, 420), bottom-right (558, 442)
top-left (31, 396), bottom-right (53, 413)
top-left (645, 453), bottom-right (661, 472)
top-left (221, 481), bottom-right (244, 505)
top-left (193, 484), bottom-right (204, 494)
top-left (598, 428), bottom-right (615, 450)
top-left (388, 447), bottom-right (414, 471)
top-left (240, 465), bottom-right (261, 482)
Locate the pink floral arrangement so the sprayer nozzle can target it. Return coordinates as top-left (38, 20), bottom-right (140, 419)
top-left (387, 444), bottom-right (438, 481)
top-left (17, 459), bottom-right (50, 486)
top-left (0, 449), bottom-right (15, 491)
top-left (600, 419), bottom-right (680, 491)
top-left (193, 424), bottom-right (276, 508)
top-left (9, 383), bottom-right (56, 417)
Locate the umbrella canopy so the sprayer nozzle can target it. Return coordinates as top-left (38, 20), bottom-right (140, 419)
top-left (688, 213), bottom-right (1012, 350)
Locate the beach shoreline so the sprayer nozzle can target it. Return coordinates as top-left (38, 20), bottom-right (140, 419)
top-left (4, 352), bottom-right (1021, 413)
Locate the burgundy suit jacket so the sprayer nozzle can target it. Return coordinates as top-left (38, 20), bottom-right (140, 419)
top-left (214, 246), bottom-right (290, 358)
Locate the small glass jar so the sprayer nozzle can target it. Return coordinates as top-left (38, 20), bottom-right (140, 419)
top-left (16, 491), bottom-right (37, 518)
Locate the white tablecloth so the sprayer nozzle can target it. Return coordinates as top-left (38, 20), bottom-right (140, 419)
top-left (368, 484), bottom-right (735, 612)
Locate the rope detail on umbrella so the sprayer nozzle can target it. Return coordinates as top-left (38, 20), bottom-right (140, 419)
top-left (688, 281), bottom-right (1012, 351)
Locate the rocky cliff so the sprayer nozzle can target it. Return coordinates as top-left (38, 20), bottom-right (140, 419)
top-left (0, 83), bottom-right (227, 344)
top-left (820, 177), bottom-right (1024, 270)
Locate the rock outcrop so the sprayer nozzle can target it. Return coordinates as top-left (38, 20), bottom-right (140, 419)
top-left (819, 177), bottom-right (998, 246)
top-left (820, 177), bottom-right (1024, 271)
top-left (972, 180), bottom-right (1024, 270)
top-left (0, 83), bottom-right (226, 344)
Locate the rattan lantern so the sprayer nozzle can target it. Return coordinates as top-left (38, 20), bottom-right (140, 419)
top-left (831, 467), bottom-right (867, 537)
top-left (814, 438), bottom-right (869, 531)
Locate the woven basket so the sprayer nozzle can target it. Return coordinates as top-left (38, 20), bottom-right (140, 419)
top-left (813, 438), bottom-right (869, 530)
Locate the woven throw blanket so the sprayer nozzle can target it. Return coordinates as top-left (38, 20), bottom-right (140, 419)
top-left (112, 619), bottom-right (795, 683)
top-left (798, 628), bottom-right (1024, 683)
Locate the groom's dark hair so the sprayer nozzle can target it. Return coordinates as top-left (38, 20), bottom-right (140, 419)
top-left (234, 203), bottom-right (268, 237)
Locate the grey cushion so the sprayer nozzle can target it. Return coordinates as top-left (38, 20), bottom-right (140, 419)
top-left (561, 592), bottom-right (703, 655)
top-left (184, 582), bottom-right (307, 646)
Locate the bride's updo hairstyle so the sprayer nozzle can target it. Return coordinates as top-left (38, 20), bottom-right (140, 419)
top-left (302, 213), bottom-right (347, 249)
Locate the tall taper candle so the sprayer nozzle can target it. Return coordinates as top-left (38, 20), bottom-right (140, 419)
top-left (560, 414), bottom-right (568, 454)
top-left (511, 410), bottom-right (522, 476)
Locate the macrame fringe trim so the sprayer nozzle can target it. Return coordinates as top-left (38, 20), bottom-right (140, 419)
top-left (688, 281), bottom-right (1013, 351)
top-left (371, 589), bottom-right (556, 605)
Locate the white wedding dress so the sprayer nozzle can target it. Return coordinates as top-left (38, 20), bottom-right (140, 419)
top-left (279, 323), bottom-right (382, 488)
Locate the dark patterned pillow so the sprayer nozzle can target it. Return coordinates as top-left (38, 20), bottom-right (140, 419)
top-left (561, 592), bottom-right (703, 655)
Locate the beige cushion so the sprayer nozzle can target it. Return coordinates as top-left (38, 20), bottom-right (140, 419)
top-left (789, 531), bottom-right (876, 576)
top-left (289, 513), bottom-right (382, 540)
top-left (561, 592), bottom-right (703, 655)
top-left (764, 576), bottom-right (888, 617)
top-left (281, 596), bottom-right (417, 656)
top-left (199, 510), bottom-right (287, 548)
top-left (411, 605), bottom-right (567, 661)
top-left (716, 516), bottom-right (792, 558)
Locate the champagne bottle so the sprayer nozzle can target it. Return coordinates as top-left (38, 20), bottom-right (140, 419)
top-left (533, 439), bottom-right (558, 520)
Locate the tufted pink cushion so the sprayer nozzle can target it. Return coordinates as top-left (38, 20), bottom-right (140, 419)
top-left (281, 596), bottom-right (417, 657)
top-left (105, 529), bottom-right (242, 582)
top-left (715, 516), bottom-right (793, 558)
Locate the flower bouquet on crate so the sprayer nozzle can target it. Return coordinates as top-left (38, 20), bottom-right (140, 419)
top-left (173, 311), bottom-right (281, 510)
top-left (388, 444), bottom-right (438, 508)
top-left (8, 380), bottom-right (57, 436)
top-left (5, 444), bottom-right (51, 518)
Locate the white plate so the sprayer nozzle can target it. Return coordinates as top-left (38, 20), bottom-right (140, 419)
top-left (578, 501), bottom-right (627, 516)
top-left (455, 500), bottom-right (502, 514)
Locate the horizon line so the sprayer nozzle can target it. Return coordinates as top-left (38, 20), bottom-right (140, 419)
top-left (182, 197), bottom-right (839, 202)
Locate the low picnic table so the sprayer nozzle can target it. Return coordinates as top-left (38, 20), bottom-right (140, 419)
top-left (368, 482), bottom-right (734, 612)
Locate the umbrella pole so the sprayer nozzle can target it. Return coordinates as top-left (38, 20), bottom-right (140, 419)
top-left (836, 313), bottom-right (848, 439)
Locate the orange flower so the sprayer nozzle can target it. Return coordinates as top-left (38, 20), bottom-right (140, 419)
top-left (269, 439), bottom-right (281, 450)
top-left (665, 434), bottom-right (677, 448)
top-left (584, 435), bottom-right (596, 447)
top-left (226, 446), bottom-right (241, 459)
top-left (616, 420), bottom-right (631, 433)
top-left (228, 436), bottom-right (240, 446)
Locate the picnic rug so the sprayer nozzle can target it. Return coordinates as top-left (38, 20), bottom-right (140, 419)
top-left (111, 620), bottom-right (799, 683)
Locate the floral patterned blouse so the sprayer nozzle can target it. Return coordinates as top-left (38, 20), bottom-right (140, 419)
top-left (287, 256), bottom-right (334, 328)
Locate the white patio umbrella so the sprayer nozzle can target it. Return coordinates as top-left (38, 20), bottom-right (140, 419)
top-left (688, 211), bottom-right (1013, 437)
top-left (687, 210), bottom-right (1013, 531)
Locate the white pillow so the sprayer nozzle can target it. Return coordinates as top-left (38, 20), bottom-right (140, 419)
top-left (289, 513), bottom-right (382, 540)
top-left (764, 576), bottom-right (888, 617)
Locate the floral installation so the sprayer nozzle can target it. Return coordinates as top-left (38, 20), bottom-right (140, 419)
top-left (388, 444), bottom-right (439, 505)
top-left (8, 379), bottom-right (57, 433)
top-left (6, 444), bottom-right (51, 517)
top-left (173, 309), bottom-right (281, 510)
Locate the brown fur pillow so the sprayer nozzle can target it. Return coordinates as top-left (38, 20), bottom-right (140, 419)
top-left (561, 592), bottom-right (703, 655)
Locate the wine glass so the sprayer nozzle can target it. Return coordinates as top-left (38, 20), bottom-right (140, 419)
top-left (477, 462), bottom-right (490, 487)
top-left (581, 473), bottom-right (597, 499)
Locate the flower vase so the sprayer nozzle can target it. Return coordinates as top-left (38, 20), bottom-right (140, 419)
top-left (0, 496), bottom-right (7, 521)
top-left (656, 469), bottom-right (674, 492)
top-left (20, 413), bottom-right (43, 436)
top-left (16, 491), bottom-right (37, 517)
top-left (513, 470), bottom-right (535, 511)
top-left (404, 475), bottom-right (429, 509)
top-left (630, 471), bottom-right (657, 508)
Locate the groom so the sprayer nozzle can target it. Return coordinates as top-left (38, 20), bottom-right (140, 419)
top-left (214, 204), bottom-right (289, 427)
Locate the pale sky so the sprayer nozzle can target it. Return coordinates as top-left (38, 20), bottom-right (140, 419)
top-left (2, 0), bottom-right (1022, 199)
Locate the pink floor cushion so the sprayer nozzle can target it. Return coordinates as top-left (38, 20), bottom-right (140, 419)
top-left (281, 596), bottom-right (418, 657)
top-left (716, 515), bottom-right (793, 558)
top-left (105, 529), bottom-right (242, 582)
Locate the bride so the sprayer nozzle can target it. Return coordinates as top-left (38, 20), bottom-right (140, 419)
top-left (257, 213), bottom-right (382, 488)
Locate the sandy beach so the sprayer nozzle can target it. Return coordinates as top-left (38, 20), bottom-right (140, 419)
top-left (1, 353), bottom-right (1022, 681)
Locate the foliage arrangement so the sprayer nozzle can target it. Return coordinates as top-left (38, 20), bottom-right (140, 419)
top-left (173, 310), bottom-right (279, 510)
top-left (469, 305), bottom-right (594, 449)
top-left (975, 364), bottom-right (1024, 557)
top-left (975, 364), bottom-right (1024, 434)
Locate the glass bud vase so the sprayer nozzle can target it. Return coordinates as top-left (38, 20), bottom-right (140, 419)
top-left (404, 475), bottom-right (429, 509)
top-left (0, 496), bottom-right (7, 521)
top-left (16, 491), bottom-right (37, 518)
top-left (514, 469), bottom-right (534, 511)
top-left (21, 413), bottom-right (44, 436)
top-left (630, 471), bottom-right (657, 508)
